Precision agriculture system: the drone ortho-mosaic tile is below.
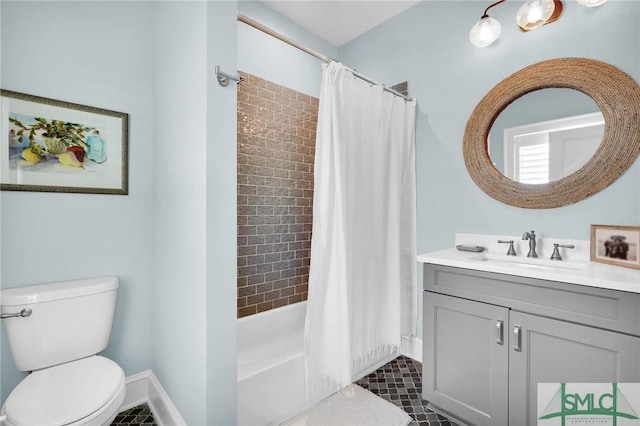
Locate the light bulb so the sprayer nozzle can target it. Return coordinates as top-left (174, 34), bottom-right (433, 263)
top-left (576, 0), bottom-right (608, 7)
top-left (516, 0), bottom-right (555, 31)
top-left (469, 16), bottom-right (502, 47)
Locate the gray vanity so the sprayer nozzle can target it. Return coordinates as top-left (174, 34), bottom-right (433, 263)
top-left (419, 249), bottom-right (640, 426)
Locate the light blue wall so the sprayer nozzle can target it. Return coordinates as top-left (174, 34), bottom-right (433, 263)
top-left (150, 2), bottom-right (239, 424)
top-left (238, 1), bottom-right (339, 97)
top-left (151, 3), bottom-right (208, 425)
top-left (206, 2), bottom-right (238, 425)
top-left (0, 0), bottom-right (154, 403)
top-left (1, 2), bottom-right (238, 423)
top-left (339, 0), bottom-right (640, 336)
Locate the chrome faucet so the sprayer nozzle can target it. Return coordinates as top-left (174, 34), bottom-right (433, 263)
top-left (522, 230), bottom-right (537, 258)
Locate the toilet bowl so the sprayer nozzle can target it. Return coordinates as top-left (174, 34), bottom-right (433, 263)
top-left (0, 277), bottom-right (125, 426)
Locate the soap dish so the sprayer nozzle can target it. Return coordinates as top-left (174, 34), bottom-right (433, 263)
top-left (456, 245), bottom-right (486, 253)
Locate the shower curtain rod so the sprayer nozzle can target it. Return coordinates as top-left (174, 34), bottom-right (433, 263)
top-left (237, 13), bottom-right (416, 102)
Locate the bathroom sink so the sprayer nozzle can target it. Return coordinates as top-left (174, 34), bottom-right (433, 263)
top-left (474, 253), bottom-right (587, 270)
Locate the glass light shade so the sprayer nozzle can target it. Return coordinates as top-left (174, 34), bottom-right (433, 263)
top-left (469, 16), bottom-right (502, 47)
top-left (576, 0), bottom-right (608, 7)
top-left (516, 0), bottom-right (555, 31)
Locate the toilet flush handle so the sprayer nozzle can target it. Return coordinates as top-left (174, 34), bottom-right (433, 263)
top-left (0, 308), bottom-right (32, 319)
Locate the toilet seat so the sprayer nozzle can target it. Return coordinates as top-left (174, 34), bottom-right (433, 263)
top-left (2, 355), bottom-right (125, 426)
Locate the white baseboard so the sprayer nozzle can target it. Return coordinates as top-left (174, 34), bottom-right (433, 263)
top-left (401, 335), bottom-right (422, 363)
top-left (121, 370), bottom-right (186, 426)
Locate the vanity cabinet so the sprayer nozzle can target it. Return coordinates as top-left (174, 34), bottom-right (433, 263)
top-left (422, 264), bottom-right (640, 426)
top-left (424, 293), bottom-right (508, 425)
top-left (508, 311), bottom-right (640, 425)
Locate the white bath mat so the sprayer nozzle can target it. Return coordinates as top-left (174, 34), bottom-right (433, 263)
top-left (280, 384), bottom-right (411, 426)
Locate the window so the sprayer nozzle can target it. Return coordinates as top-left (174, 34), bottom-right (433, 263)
top-left (503, 112), bottom-right (604, 184)
top-left (515, 134), bottom-right (549, 184)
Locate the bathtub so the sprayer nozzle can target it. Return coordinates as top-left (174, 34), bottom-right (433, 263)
top-left (237, 301), bottom-right (327, 426)
top-left (237, 301), bottom-right (401, 425)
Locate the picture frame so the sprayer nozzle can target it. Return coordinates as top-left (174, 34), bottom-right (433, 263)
top-left (1, 89), bottom-right (128, 195)
top-left (590, 224), bottom-right (640, 270)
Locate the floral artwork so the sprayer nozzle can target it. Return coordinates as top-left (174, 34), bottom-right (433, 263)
top-left (1, 90), bottom-right (127, 194)
top-left (9, 114), bottom-right (106, 170)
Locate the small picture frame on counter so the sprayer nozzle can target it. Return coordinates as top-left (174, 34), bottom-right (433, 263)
top-left (590, 224), bottom-right (640, 270)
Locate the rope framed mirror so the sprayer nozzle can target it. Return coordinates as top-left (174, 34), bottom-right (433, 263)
top-left (463, 57), bottom-right (640, 209)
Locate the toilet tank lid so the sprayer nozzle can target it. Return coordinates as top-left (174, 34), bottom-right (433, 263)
top-left (0, 276), bottom-right (119, 306)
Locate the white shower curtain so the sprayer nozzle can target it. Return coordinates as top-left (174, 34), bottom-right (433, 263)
top-left (304, 61), bottom-right (417, 395)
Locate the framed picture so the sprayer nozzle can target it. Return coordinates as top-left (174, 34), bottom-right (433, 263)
top-left (590, 224), bottom-right (640, 270)
top-left (1, 89), bottom-right (128, 195)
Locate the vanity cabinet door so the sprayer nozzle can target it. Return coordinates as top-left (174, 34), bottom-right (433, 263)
top-left (423, 292), bottom-right (509, 426)
top-left (508, 311), bottom-right (640, 426)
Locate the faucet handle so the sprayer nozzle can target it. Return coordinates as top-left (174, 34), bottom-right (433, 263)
top-left (498, 240), bottom-right (517, 256)
top-left (550, 243), bottom-right (575, 261)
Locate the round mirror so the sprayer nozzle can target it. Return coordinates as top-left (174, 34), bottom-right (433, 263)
top-left (489, 88), bottom-right (602, 183)
top-left (464, 58), bottom-right (640, 209)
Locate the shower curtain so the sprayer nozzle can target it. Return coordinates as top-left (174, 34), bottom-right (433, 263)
top-left (304, 61), bottom-right (417, 394)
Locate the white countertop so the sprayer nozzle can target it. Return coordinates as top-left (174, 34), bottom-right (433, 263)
top-left (418, 247), bottom-right (640, 293)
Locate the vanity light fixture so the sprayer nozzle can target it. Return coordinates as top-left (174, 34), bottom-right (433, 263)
top-left (516, 0), bottom-right (559, 31)
top-left (471, 0), bottom-right (605, 47)
top-left (469, 0), bottom-right (506, 48)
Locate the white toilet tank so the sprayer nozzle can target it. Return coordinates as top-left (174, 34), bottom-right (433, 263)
top-left (0, 276), bottom-right (119, 372)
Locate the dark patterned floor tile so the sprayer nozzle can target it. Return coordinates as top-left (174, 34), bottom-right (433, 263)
top-left (356, 355), bottom-right (461, 426)
top-left (111, 403), bottom-right (158, 426)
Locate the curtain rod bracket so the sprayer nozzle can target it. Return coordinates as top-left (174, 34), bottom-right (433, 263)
top-left (215, 65), bottom-right (242, 87)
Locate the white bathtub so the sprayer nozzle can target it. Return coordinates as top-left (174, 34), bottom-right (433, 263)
top-left (237, 301), bottom-right (402, 425)
top-left (237, 301), bottom-right (329, 426)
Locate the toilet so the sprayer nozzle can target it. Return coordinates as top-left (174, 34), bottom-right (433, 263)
top-left (0, 276), bottom-right (126, 426)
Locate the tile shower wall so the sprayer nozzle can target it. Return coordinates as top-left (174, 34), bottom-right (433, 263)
top-left (237, 71), bottom-right (318, 318)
